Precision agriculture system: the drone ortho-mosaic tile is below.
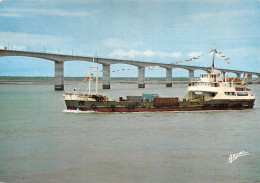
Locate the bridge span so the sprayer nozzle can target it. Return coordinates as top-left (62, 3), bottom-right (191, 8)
top-left (0, 49), bottom-right (259, 90)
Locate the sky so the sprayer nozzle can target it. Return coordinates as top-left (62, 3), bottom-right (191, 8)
top-left (0, 0), bottom-right (259, 77)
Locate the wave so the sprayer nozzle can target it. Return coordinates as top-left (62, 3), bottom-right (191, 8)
top-left (63, 109), bottom-right (96, 114)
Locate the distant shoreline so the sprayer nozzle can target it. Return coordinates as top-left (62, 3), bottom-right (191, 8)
top-left (0, 76), bottom-right (190, 80)
top-left (0, 76), bottom-right (191, 85)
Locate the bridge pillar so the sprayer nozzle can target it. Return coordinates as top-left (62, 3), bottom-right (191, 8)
top-left (247, 74), bottom-right (252, 84)
top-left (189, 70), bottom-right (194, 82)
top-left (138, 66), bottom-right (145, 88)
top-left (54, 61), bottom-right (64, 90)
top-left (257, 75), bottom-right (260, 84)
top-left (102, 64), bottom-right (110, 89)
top-left (166, 68), bottom-right (172, 87)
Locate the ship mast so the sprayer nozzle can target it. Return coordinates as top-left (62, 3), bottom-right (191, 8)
top-left (88, 57), bottom-right (98, 95)
top-left (212, 48), bottom-right (216, 69)
top-left (88, 68), bottom-right (91, 95)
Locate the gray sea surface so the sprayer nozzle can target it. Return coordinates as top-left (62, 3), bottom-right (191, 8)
top-left (0, 79), bottom-right (260, 183)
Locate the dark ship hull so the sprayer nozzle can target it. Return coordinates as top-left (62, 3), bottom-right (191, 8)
top-left (65, 98), bottom-right (255, 112)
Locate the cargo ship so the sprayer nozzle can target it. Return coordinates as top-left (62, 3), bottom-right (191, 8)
top-left (64, 50), bottom-right (255, 112)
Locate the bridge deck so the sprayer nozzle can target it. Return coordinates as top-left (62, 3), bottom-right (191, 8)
top-left (1, 49), bottom-right (259, 90)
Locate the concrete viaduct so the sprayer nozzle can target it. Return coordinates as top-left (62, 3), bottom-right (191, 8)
top-left (0, 49), bottom-right (259, 90)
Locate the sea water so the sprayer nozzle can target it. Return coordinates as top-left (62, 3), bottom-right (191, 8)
top-left (0, 79), bottom-right (260, 183)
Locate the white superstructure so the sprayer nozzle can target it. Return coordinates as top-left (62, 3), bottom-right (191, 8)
top-left (182, 64), bottom-right (255, 102)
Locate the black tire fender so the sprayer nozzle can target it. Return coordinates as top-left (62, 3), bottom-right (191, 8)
top-left (128, 104), bottom-right (136, 109)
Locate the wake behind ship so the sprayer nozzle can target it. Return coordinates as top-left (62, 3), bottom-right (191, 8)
top-left (63, 50), bottom-right (255, 112)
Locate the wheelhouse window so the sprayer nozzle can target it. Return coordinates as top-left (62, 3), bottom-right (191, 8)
top-left (225, 92), bottom-right (236, 96)
top-left (201, 74), bottom-right (208, 78)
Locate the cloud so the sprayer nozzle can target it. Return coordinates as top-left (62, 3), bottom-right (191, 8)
top-left (17, 0), bottom-right (178, 3)
top-left (0, 31), bottom-right (72, 51)
top-left (10, 0), bottom-right (100, 5)
top-left (102, 38), bottom-right (127, 49)
top-left (1, 8), bottom-right (92, 17)
top-left (108, 49), bottom-right (182, 59)
top-left (191, 10), bottom-right (254, 21)
top-left (101, 38), bottom-right (143, 49)
top-left (17, 0), bottom-right (94, 3)
top-left (0, 13), bottom-right (22, 17)
top-left (187, 52), bottom-right (203, 58)
top-left (18, 0), bottom-right (243, 2)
